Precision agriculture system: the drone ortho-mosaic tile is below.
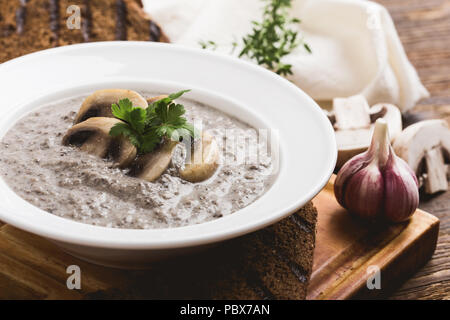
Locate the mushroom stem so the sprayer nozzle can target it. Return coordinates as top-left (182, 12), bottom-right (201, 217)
top-left (132, 140), bottom-right (178, 182)
top-left (179, 132), bottom-right (219, 183)
top-left (80, 134), bottom-right (111, 157)
top-left (393, 119), bottom-right (450, 194)
top-left (330, 95), bottom-right (402, 169)
top-left (424, 146), bottom-right (448, 193)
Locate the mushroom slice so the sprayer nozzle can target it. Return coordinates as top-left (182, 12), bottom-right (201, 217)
top-left (62, 117), bottom-right (137, 168)
top-left (131, 140), bottom-right (178, 182)
top-left (74, 89), bottom-right (148, 124)
top-left (393, 119), bottom-right (450, 194)
top-left (147, 95), bottom-right (168, 104)
top-left (329, 95), bottom-right (402, 168)
top-left (179, 132), bottom-right (220, 183)
top-left (333, 95), bottom-right (371, 130)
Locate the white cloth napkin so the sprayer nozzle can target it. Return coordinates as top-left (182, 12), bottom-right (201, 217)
top-left (142, 0), bottom-right (429, 112)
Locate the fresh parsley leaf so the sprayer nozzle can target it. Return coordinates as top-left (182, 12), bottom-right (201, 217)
top-left (180, 123), bottom-right (198, 139)
top-left (109, 90), bottom-right (195, 154)
top-left (109, 122), bottom-right (141, 149)
top-left (140, 129), bottom-right (162, 154)
top-left (167, 104), bottom-right (186, 125)
top-left (111, 98), bottom-right (133, 122)
top-left (112, 99), bottom-right (147, 135)
top-left (129, 108), bottom-right (146, 134)
top-left (109, 121), bottom-right (133, 138)
top-left (155, 102), bottom-right (169, 123)
top-left (168, 89), bottom-right (191, 100)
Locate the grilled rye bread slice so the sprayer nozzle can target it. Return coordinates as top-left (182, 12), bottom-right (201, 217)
top-left (0, 0), bottom-right (168, 63)
top-left (84, 203), bottom-right (318, 300)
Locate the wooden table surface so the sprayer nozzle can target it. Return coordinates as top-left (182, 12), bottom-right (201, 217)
top-left (374, 0), bottom-right (450, 300)
top-left (0, 0), bottom-right (447, 300)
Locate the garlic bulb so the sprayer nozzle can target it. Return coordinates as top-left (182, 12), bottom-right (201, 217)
top-left (334, 119), bottom-right (419, 223)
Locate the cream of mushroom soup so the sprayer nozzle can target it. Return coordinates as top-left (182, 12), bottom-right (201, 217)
top-left (0, 92), bottom-right (275, 229)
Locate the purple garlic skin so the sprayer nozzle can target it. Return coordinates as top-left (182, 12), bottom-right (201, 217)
top-left (335, 119), bottom-right (419, 223)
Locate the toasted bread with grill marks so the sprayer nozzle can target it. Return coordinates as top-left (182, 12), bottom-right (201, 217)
top-left (0, 0), bottom-right (168, 63)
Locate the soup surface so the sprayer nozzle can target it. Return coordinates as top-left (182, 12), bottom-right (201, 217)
top-left (0, 93), bottom-right (275, 229)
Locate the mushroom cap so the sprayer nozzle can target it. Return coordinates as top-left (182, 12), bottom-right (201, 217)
top-left (74, 89), bottom-right (148, 124)
top-left (131, 140), bottom-right (178, 182)
top-left (62, 117), bottom-right (137, 168)
top-left (179, 132), bottom-right (220, 183)
top-left (147, 95), bottom-right (168, 104)
top-left (393, 119), bottom-right (450, 173)
top-left (335, 103), bottom-right (402, 168)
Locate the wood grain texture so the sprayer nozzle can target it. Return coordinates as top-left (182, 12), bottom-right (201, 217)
top-left (309, 176), bottom-right (439, 300)
top-left (0, 204), bottom-right (317, 300)
top-left (0, 177), bottom-right (438, 300)
top-left (374, 0), bottom-right (450, 300)
top-left (0, 0), bottom-right (447, 300)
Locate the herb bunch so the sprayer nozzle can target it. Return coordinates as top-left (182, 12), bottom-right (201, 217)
top-left (109, 90), bottom-right (196, 154)
top-left (199, 0), bottom-right (311, 76)
top-left (239, 0), bottom-right (311, 76)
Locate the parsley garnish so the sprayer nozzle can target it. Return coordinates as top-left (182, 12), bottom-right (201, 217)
top-left (200, 0), bottom-right (311, 76)
top-left (109, 90), bottom-right (196, 154)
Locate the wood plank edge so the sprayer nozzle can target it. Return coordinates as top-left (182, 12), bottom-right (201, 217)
top-left (352, 216), bottom-right (440, 299)
top-left (323, 215), bottom-right (440, 300)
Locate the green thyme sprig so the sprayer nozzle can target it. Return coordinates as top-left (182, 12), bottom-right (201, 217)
top-left (109, 90), bottom-right (196, 154)
top-left (239, 0), bottom-right (311, 75)
top-left (199, 0), bottom-right (311, 76)
top-left (199, 40), bottom-right (218, 50)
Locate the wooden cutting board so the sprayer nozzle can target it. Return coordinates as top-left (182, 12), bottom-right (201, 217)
top-left (308, 176), bottom-right (440, 299)
top-left (0, 176), bottom-right (439, 299)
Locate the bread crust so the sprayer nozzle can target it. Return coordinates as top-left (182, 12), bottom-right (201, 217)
top-left (0, 0), bottom-right (168, 63)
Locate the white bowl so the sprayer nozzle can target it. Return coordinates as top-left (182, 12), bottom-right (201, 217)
top-left (0, 42), bottom-right (336, 268)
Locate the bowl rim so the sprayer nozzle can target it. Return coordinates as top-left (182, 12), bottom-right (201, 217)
top-left (0, 41), bottom-right (336, 250)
